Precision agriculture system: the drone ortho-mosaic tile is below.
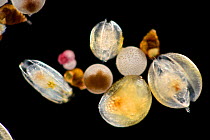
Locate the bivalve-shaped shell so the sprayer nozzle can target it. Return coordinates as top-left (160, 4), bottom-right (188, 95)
top-left (99, 75), bottom-right (152, 127)
top-left (148, 53), bottom-right (202, 109)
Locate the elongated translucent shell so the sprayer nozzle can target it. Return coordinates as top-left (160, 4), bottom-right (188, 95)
top-left (0, 123), bottom-right (13, 140)
top-left (148, 53), bottom-right (202, 109)
top-left (90, 19), bottom-right (124, 62)
top-left (99, 75), bottom-right (152, 127)
top-left (19, 60), bottom-right (73, 104)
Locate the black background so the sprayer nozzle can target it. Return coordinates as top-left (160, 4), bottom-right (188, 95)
top-left (0, 1), bottom-right (209, 139)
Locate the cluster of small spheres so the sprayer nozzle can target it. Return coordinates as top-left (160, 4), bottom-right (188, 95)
top-left (17, 18), bottom-right (202, 129)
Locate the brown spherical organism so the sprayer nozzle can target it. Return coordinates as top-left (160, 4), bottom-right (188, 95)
top-left (84, 64), bottom-right (113, 94)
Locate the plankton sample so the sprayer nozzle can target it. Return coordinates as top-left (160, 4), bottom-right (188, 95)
top-left (11, 0), bottom-right (46, 15)
top-left (19, 59), bottom-right (73, 104)
top-left (99, 75), bottom-right (152, 127)
top-left (84, 64), bottom-right (113, 94)
top-left (116, 46), bottom-right (147, 76)
top-left (148, 53), bottom-right (202, 110)
top-left (90, 19), bottom-right (124, 62)
top-left (0, 123), bottom-right (13, 140)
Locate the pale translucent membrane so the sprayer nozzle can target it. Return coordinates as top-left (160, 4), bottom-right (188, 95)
top-left (148, 53), bottom-right (202, 109)
top-left (84, 64), bottom-right (113, 94)
top-left (99, 75), bottom-right (152, 127)
top-left (0, 123), bottom-right (13, 140)
top-left (0, 23), bottom-right (6, 34)
top-left (11, 0), bottom-right (46, 15)
top-left (90, 19), bottom-right (124, 62)
top-left (0, 0), bottom-right (8, 7)
top-left (116, 46), bottom-right (147, 76)
top-left (19, 59), bottom-right (73, 104)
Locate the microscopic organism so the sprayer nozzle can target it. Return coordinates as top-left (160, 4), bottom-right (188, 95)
top-left (90, 19), bottom-right (124, 62)
top-left (116, 46), bottom-right (147, 76)
top-left (0, 23), bottom-right (6, 40)
top-left (84, 64), bottom-right (113, 94)
top-left (64, 68), bottom-right (86, 90)
top-left (58, 50), bottom-right (75, 65)
top-left (140, 29), bottom-right (160, 59)
top-left (19, 59), bottom-right (73, 104)
top-left (58, 50), bottom-right (77, 70)
top-left (0, 0), bottom-right (7, 7)
top-left (148, 53), bottom-right (202, 111)
top-left (62, 59), bottom-right (77, 70)
top-left (0, 123), bottom-right (13, 140)
top-left (0, 4), bottom-right (28, 25)
top-left (99, 75), bottom-right (152, 127)
top-left (11, 0), bottom-right (46, 15)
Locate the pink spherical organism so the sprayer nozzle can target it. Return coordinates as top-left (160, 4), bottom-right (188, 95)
top-left (58, 50), bottom-right (75, 65)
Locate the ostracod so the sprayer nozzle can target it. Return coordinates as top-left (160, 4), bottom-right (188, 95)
top-left (99, 75), bottom-right (152, 127)
top-left (0, 123), bottom-right (13, 140)
top-left (19, 59), bottom-right (73, 104)
top-left (116, 46), bottom-right (147, 76)
top-left (148, 53), bottom-right (202, 110)
top-left (90, 19), bottom-right (124, 62)
top-left (84, 64), bottom-right (113, 94)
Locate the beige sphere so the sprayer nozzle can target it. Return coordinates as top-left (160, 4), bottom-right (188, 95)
top-left (116, 46), bottom-right (147, 76)
top-left (11, 0), bottom-right (46, 15)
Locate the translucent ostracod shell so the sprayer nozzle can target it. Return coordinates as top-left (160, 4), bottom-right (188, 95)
top-left (90, 19), bottom-right (124, 62)
top-left (0, 123), bottom-right (13, 140)
top-left (11, 0), bottom-right (46, 15)
top-left (116, 46), bottom-right (147, 76)
top-left (140, 29), bottom-right (160, 59)
top-left (84, 64), bottom-right (113, 94)
top-left (64, 68), bottom-right (86, 90)
top-left (99, 75), bottom-right (152, 127)
top-left (148, 53), bottom-right (202, 109)
top-left (19, 59), bottom-right (73, 104)
top-left (0, 0), bottom-right (8, 7)
top-left (0, 4), bottom-right (28, 25)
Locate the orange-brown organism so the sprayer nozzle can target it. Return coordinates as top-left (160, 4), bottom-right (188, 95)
top-left (0, 4), bottom-right (28, 25)
top-left (140, 29), bottom-right (160, 59)
top-left (64, 68), bottom-right (86, 90)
